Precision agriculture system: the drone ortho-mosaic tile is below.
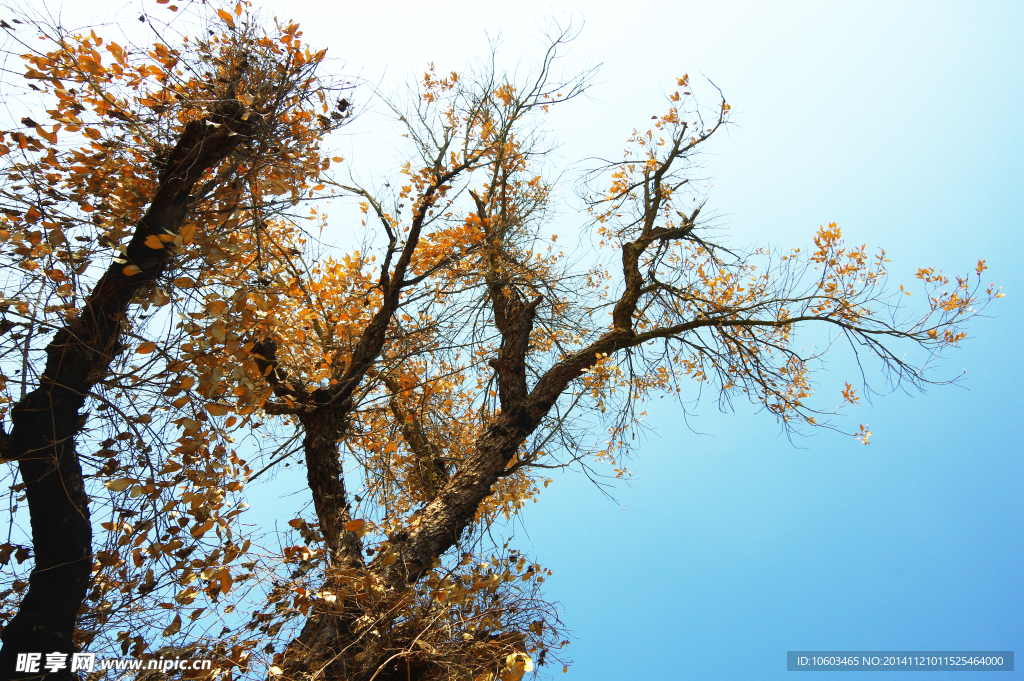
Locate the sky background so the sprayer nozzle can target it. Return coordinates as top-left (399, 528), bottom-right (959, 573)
top-left (58, 0), bottom-right (1024, 677)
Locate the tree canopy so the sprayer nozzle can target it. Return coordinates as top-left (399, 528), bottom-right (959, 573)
top-left (0, 2), bottom-right (999, 680)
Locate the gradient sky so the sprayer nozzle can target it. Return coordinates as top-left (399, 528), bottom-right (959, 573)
top-left (59, 0), bottom-right (1024, 677)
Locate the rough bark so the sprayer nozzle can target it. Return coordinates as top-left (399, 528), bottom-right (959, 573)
top-left (276, 398), bottom-right (384, 681)
top-left (299, 406), bottom-right (363, 566)
top-left (0, 101), bottom-right (258, 681)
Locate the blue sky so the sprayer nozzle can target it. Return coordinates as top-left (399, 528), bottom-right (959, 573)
top-left (74, 0), bottom-right (1023, 676)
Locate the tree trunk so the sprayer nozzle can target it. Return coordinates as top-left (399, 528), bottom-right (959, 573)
top-left (299, 406), bottom-right (363, 566)
top-left (279, 404), bottom-right (364, 681)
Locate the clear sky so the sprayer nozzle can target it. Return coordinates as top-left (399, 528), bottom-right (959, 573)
top-left (55, 0), bottom-right (1024, 677)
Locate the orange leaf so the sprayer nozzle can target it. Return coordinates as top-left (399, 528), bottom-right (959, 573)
top-left (190, 520), bottom-right (214, 539)
top-left (144, 234), bottom-right (165, 249)
top-left (216, 9), bottom-right (236, 28)
top-left (205, 402), bottom-right (229, 416)
top-left (136, 342), bottom-right (157, 354)
top-left (219, 567), bottom-right (233, 594)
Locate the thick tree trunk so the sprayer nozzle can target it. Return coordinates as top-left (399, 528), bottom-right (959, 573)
top-left (0, 102), bottom-right (257, 681)
top-left (299, 407), bottom-right (363, 566)
top-left (279, 405), bottom-right (364, 681)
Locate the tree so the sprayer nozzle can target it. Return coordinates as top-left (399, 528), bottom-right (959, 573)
top-left (0, 2), bottom-right (348, 677)
top-left (0, 4), bottom-right (1000, 681)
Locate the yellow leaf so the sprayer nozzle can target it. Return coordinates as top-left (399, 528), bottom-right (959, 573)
top-left (173, 276), bottom-right (195, 289)
top-left (104, 478), bottom-right (138, 492)
top-left (190, 520), bottom-right (214, 539)
top-left (344, 519), bottom-right (365, 532)
top-left (216, 8), bottom-right (235, 28)
top-left (175, 586), bottom-right (198, 605)
top-left (180, 223), bottom-right (197, 243)
top-left (162, 613), bottom-right (181, 637)
top-left (380, 552), bottom-right (398, 566)
top-left (122, 264), bottom-right (141, 276)
top-left (144, 235), bottom-right (165, 249)
top-left (136, 342), bottom-right (157, 354)
top-left (505, 653), bottom-right (533, 681)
